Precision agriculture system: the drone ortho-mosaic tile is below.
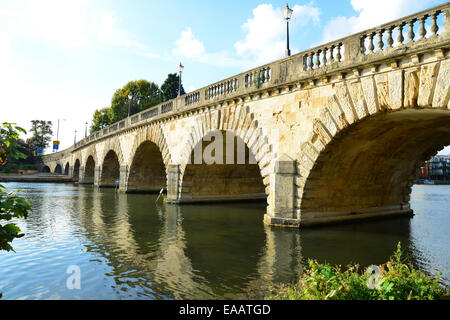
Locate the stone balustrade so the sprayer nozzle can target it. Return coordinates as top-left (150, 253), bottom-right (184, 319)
top-left (206, 78), bottom-right (239, 100)
top-left (359, 5), bottom-right (446, 55)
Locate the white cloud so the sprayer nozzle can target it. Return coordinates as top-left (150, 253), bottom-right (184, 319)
top-left (172, 3), bottom-right (320, 69)
top-left (0, 0), bottom-right (148, 50)
top-left (320, 0), bottom-right (436, 43)
top-left (173, 27), bottom-right (206, 59)
top-left (235, 3), bottom-right (319, 64)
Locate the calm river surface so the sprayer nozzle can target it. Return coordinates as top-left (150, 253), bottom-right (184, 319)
top-left (0, 182), bottom-right (448, 299)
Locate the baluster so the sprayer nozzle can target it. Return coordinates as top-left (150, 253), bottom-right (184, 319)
top-left (430, 12), bottom-right (439, 36)
top-left (303, 54), bottom-right (307, 71)
top-left (309, 52), bottom-right (314, 70)
top-left (315, 49), bottom-right (321, 68)
top-left (368, 33), bottom-right (375, 53)
top-left (322, 47), bottom-right (328, 66)
top-left (397, 23), bottom-right (405, 45)
top-left (377, 29), bottom-right (384, 51)
top-left (360, 36), bottom-right (366, 55)
top-left (386, 27), bottom-right (394, 48)
top-left (330, 45), bottom-right (335, 62)
top-left (408, 19), bottom-right (416, 42)
top-left (419, 15), bottom-right (427, 39)
top-left (336, 43), bottom-right (342, 62)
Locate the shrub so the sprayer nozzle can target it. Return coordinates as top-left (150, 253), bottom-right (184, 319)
top-left (267, 243), bottom-right (448, 300)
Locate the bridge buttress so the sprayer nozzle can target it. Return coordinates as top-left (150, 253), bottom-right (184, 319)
top-left (264, 155), bottom-right (300, 227)
top-left (166, 164), bottom-right (181, 202)
top-left (118, 165), bottom-right (128, 192)
top-left (94, 166), bottom-right (101, 187)
top-left (78, 166), bottom-right (85, 184)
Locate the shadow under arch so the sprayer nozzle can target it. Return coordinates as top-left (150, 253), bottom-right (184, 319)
top-left (127, 140), bottom-right (167, 193)
top-left (64, 162), bottom-right (69, 175)
top-left (42, 165), bottom-right (50, 173)
top-left (100, 150), bottom-right (120, 187)
top-left (180, 129), bottom-right (266, 202)
top-left (299, 108), bottom-right (450, 222)
top-left (73, 159), bottom-right (81, 181)
top-left (54, 164), bottom-right (62, 174)
top-left (83, 155), bottom-right (95, 184)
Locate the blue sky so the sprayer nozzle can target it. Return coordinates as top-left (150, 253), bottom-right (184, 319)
top-left (1, 0), bottom-right (448, 154)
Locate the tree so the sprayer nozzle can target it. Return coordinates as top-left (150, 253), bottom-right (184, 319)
top-left (109, 80), bottom-right (162, 123)
top-left (0, 123), bottom-right (27, 165)
top-left (90, 107), bottom-right (113, 133)
top-left (161, 73), bottom-right (185, 102)
top-left (0, 123), bottom-right (31, 252)
top-left (26, 120), bottom-right (53, 151)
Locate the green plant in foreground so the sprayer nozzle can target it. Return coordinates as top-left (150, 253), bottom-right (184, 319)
top-left (267, 243), bottom-right (448, 300)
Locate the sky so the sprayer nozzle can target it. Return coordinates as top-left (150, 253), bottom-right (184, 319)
top-left (1, 0), bottom-right (448, 155)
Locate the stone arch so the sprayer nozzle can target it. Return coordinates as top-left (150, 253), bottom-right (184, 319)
top-left (177, 105), bottom-right (275, 203)
top-left (73, 159), bottom-right (81, 181)
top-left (100, 149), bottom-right (121, 187)
top-left (296, 59), bottom-right (450, 225)
top-left (64, 162), bottom-right (70, 175)
top-left (54, 164), bottom-right (62, 174)
top-left (101, 138), bottom-right (125, 167)
top-left (83, 155), bottom-right (96, 184)
top-left (42, 165), bottom-right (51, 173)
top-left (126, 124), bottom-right (172, 192)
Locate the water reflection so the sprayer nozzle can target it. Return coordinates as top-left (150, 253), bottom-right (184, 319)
top-left (0, 183), bottom-right (448, 300)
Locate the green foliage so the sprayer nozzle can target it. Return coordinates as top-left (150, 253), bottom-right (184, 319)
top-left (161, 73), bottom-right (185, 101)
top-left (0, 123), bottom-right (31, 253)
top-left (0, 122), bottom-right (27, 165)
top-left (267, 243), bottom-right (448, 300)
top-left (90, 107), bottom-right (113, 133)
top-left (0, 184), bottom-right (30, 251)
top-left (26, 120), bottom-right (53, 150)
top-left (110, 79), bottom-right (162, 123)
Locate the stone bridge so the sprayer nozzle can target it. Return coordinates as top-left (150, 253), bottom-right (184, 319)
top-left (42, 3), bottom-right (450, 227)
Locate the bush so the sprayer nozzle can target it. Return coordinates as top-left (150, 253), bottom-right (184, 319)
top-left (267, 243), bottom-right (448, 300)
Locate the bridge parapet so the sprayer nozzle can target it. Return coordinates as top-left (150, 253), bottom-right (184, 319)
top-left (45, 2), bottom-right (450, 157)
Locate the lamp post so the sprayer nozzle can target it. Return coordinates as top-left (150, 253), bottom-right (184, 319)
top-left (74, 130), bottom-right (77, 144)
top-left (127, 94), bottom-right (132, 117)
top-left (85, 122), bottom-right (88, 138)
top-left (178, 62), bottom-right (184, 97)
top-left (55, 118), bottom-right (66, 144)
top-left (283, 3), bottom-right (293, 57)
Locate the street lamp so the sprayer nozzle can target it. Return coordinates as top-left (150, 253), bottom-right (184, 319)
top-left (283, 3), bottom-right (293, 57)
top-left (74, 130), bottom-right (77, 144)
top-left (85, 122), bottom-right (88, 138)
top-left (178, 62), bottom-right (184, 97)
top-left (127, 93), bottom-right (132, 117)
top-left (56, 119), bottom-right (66, 141)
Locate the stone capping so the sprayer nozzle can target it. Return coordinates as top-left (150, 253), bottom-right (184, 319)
top-left (42, 2), bottom-right (450, 158)
top-left (275, 154), bottom-right (296, 174)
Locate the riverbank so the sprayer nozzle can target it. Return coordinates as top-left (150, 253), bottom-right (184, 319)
top-left (0, 173), bottom-right (73, 183)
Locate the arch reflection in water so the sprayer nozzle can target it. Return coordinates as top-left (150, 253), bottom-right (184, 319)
top-left (75, 188), bottom-right (308, 299)
top-left (0, 183), bottom-right (448, 300)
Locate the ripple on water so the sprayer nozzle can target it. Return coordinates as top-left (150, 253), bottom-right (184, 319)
top-left (0, 182), bottom-right (448, 299)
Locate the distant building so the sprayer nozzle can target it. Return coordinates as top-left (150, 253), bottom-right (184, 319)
top-left (418, 155), bottom-right (450, 181)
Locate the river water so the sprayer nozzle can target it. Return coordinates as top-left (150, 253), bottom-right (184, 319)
top-left (0, 182), bottom-right (448, 299)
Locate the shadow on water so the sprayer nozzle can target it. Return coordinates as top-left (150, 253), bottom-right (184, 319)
top-left (0, 182), bottom-right (448, 299)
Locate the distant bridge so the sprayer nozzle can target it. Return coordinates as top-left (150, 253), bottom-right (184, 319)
top-left (42, 3), bottom-right (450, 227)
